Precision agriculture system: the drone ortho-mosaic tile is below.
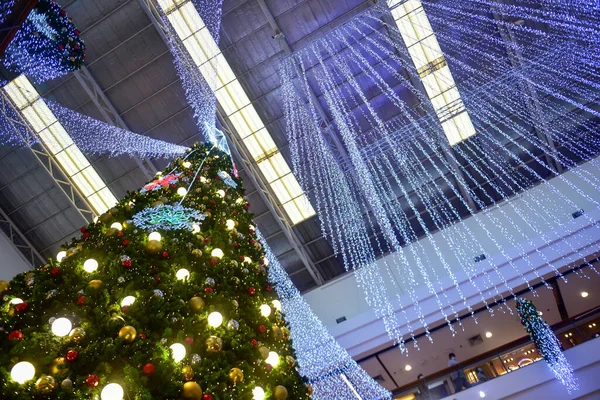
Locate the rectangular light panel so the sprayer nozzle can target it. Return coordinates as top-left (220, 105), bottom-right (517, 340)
top-left (3, 75), bottom-right (117, 215)
top-left (158, 0), bottom-right (316, 224)
top-left (389, 0), bottom-right (477, 145)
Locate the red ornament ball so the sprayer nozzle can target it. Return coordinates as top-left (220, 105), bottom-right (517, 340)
top-left (122, 259), bottom-right (132, 268)
top-left (204, 287), bottom-right (213, 293)
top-left (202, 394), bottom-right (214, 400)
top-left (154, 276), bottom-right (161, 283)
top-left (15, 303), bottom-right (28, 313)
top-left (251, 339), bottom-right (258, 347)
top-left (50, 267), bottom-right (61, 276)
top-left (82, 232), bottom-right (90, 239)
top-left (204, 237), bottom-right (212, 243)
top-left (265, 364), bottom-right (273, 372)
top-left (117, 231), bottom-right (124, 237)
top-left (85, 374), bottom-right (99, 388)
top-left (210, 258), bottom-right (218, 265)
top-left (80, 226), bottom-right (87, 233)
top-left (258, 325), bottom-right (266, 334)
top-left (77, 295), bottom-right (86, 305)
top-left (185, 337), bottom-right (194, 345)
top-left (142, 363), bottom-right (156, 376)
top-left (162, 251), bottom-right (169, 258)
top-left (139, 333), bottom-right (147, 340)
top-left (248, 287), bottom-right (256, 295)
top-left (265, 285), bottom-right (272, 292)
top-left (66, 350), bottom-right (79, 362)
top-left (8, 330), bottom-right (23, 341)
top-left (122, 239), bottom-right (130, 247)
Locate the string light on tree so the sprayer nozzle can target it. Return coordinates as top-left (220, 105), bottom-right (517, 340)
top-left (121, 296), bottom-right (136, 307)
top-left (216, 189), bottom-right (225, 198)
top-left (101, 383), bottom-right (124, 400)
top-left (51, 318), bottom-right (72, 337)
top-left (56, 251), bottom-right (67, 262)
top-left (11, 362), bottom-right (35, 384)
top-left (148, 232), bottom-right (162, 242)
top-left (83, 259), bottom-right (98, 273)
top-left (272, 300), bottom-right (282, 312)
top-left (207, 312), bottom-right (223, 328)
top-left (252, 386), bottom-right (265, 400)
top-left (111, 222), bottom-right (123, 231)
top-left (177, 187), bottom-right (188, 197)
top-left (176, 268), bottom-right (190, 281)
top-left (225, 219), bottom-right (235, 230)
top-left (10, 298), bottom-right (23, 305)
top-left (265, 351), bottom-right (280, 367)
top-left (259, 304), bottom-right (271, 317)
top-left (211, 248), bottom-right (224, 259)
top-left (170, 343), bottom-right (186, 363)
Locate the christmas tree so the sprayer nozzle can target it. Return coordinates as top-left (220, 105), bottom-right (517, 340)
top-left (0, 142), bottom-right (310, 400)
top-left (516, 297), bottom-right (577, 393)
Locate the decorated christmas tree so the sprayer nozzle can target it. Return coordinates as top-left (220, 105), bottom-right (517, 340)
top-left (516, 297), bottom-right (577, 393)
top-left (0, 142), bottom-right (310, 400)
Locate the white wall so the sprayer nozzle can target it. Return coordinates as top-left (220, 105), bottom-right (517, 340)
top-left (448, 337), bottom-right (600, 400)
top-left (303, 158), bottom-right (600, 358)
top-left (0, 229), bottom-right (32, 281)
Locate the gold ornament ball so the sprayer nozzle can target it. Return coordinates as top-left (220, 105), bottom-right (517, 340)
top-left (146, 240), bottom-right (163, 255)
top-left (35, 375), bottom-right (57, 394)
top-left (205, 336), bottom-right (223, 353)
top-left (306, 384), bottom-right (313, 396)
top-left (285, 355), bottom-right (295, 367)
top-left (192, 249), bottom-right (202, 257)
top-left (258, 346), bottom-right (269, 360)
top-left (181, 382), bottom-right (203, 400)
top-left (61, 378), bottom-right (73, 391)
top-left (99, 213), bottom-right (112, 223)
top-left (0, 280), bottom-right (10, 294)
top-left (109, 207), bottom-right (119, 216)
top-left (272, 325), bottom-right (283, 341)
top-left (119, 325), bottom-right (137, 343)
top-left (49, 357), bottom-right (68, 376)
top-left (182, 365), bottom-right (194, 381)
top-left (228, 367), bottom-right (244, 385)
top-left (274, 385), bottom-right (288, 400)
top-left (88, 279), bottom-right (103, 289)
top-left (231, 299), bottom-right (239, 309)
top-left (106, 227), bottom-right (119, 237)
top-left (281, 326), bottom-right (290, 341)
top-left (188, 296), bottom-right (205, 313)
top-left (152, 200), bottom-right (164, 207)
top-left (69, 327), bottom-right (86, 344)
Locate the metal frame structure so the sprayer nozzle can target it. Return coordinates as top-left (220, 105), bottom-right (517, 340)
top-left (0, 91), bottom-right (95, 226)
top-left (0, 204), bottom-right (45, 267)
top-left (137, 0), bottom-right (325, 286)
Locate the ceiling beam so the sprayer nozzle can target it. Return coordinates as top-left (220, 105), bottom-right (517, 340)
top-left (0, 203), bottom-right (45, 267)
top-left (136, 0), bottom-right (324, 286)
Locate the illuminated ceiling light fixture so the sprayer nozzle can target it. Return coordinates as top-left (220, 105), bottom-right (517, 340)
top-left (388, 0), bottom-right (477, 145)
top-left (157, 0), bottom-right (316, 224)
top-left (2, 75), bottom-right (118, 214)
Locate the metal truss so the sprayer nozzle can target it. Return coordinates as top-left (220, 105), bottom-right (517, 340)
top-left (0, 91), bottom-right (95, 226)
top-left (73, 66), bottom-right (157, 179)
top-left (0, 204), bottom-right (45, 267)
top-left (137, 0), bottom-right (325, 286)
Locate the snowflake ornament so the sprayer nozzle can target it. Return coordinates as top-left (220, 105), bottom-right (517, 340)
top-left (133, 204), bottom-right (206, 231)
top-left (218, 171), bottom-right (237, 188)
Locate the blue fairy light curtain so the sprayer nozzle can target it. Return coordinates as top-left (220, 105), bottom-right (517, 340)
top-left (280, 0), bottom-right (600, 365)
top-left (259, 230), bottom-right (391, 400)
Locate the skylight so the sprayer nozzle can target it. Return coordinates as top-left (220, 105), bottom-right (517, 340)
top-left (389, 0), bottom-right (476, 145)
top-left (2, 75), bottom-right (117, 215)
top-left (158, 0), bottom-right (316, 224)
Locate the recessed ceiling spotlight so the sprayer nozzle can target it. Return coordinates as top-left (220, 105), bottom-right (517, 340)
top-left (405, 365), bottom-right (412, 372)
top-left (485, 332), bottom-right (492, 338)
top-left (581, 291), bottom-right (589, 298)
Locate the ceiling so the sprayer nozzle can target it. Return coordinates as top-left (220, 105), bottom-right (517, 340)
top-left (0, 0), bottom-right (598, 294)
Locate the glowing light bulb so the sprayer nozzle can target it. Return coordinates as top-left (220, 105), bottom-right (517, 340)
top-left (225, 219), bottom-right (235, 230)
top-left (182, 161), bottom-right (191, 168)
top-left (148, 232), bottom-right (161, 241)
top-left (83, 259), bottom-right (98, 273)
top-left (236, 197), bottom-right (244, 204)
top-left (110, 222), bottom-right (123, 231)
top-left (11, 362), bottom-right (35, 384)
top-left (211, 248), bottom-right (224, 259)
top-left (101, 383), bottom-right (124, 400)
top-left (404, 365), bottom-right (412, 371)
top-left (263, 258), bottom-right (269, 266)
top-left (121, 296), bottom-right (136, 307)
top-left (176, 269), bottom-right (190, 281)
top-left (10, 298), bottom-right (23, 305)
top-left (252, 386), bottom-right (265, 400)
top-left (177, 187), bottom-right (188, 196)
top-left (265, 351), bottom-right (280, 367)
top-left (216, 189), bottom-right (225, 198)
top-left (485, 332), bottom-right (493, 338)
top-left (170, 343), bottom-right (186, 362)
top-left (56, 251), bottom-right (67, 262)
top-left (155, 171), bottom-right (162, 177)
top-left (259, 304), bottom-right (271, 317)
top-left (200, 177), bottom-right (208, 183)
top-left (51, 318), bottom-right (72, 337)
top-left (192, 224), bottom-right (201, 233)
top-left (208, 312), bottom-right (223, 327)
top-left (581, 291), bottom-right (589, 298)
top-left (479, 391), bottom-right (486, 398)
top-left (243, 257), bottom-right (252, 264)
top-left (249, 225), bottom-right (255, 231)
top-left (272, 300), bottom-right (281, 312)
top-left (93, 216), bottom-right (99, 223)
